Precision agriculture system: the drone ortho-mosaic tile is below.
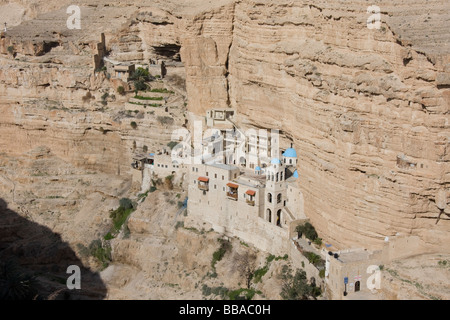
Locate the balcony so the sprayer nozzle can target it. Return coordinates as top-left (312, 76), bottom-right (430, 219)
top-left (245, 190), bottom-right (256, 206)
top-left (227, 192), bottom-right (238, 200)
top-left (198, 177), bottom-right (209, 192)
top-left (246, 199), bottom-right (255, 206)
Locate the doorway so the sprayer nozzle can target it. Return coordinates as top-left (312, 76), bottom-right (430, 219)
top-left (355, 281), bottom-right (360, 292)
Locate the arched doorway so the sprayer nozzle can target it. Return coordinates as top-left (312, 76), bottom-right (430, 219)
top-left (277, 209), bottom-right (282, 227)
top-left (355, 281), bottom-right (360, 292)
top-left (267, 209), bottom-right (272, 223)
top-left (267, 193), bottom-right (272, 203)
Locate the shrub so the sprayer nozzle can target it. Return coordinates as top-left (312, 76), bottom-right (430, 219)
top-left (101, 92), bottom-right (109, 101)
top-left (88, 239), bottom-right (111, 269)
top-left (296, 222), bottom-right (318, 241)
top-left (109, 198), bottom-right (135, 233)
top-left (313, 237), bottom-right (322, 246)
top-left (303, 251), bottom-right (325, 269)
top-left (280, 266), bottom-right (321, 300)
top-left (117, 86), bottom-right (125, 95)
top-left (104, 232), bottom-right (114, 240)
top-left (7, 46), bottom-right (14, 55)
top-left (130, 121), bottom-right (137, 129)
top-left (319, 269), bottom-right (325, 278)
top-left (134, 95), bottom-right (163, 101)
top-left (134, 80), bottom-right (148, 91)
top-left (253, 265), bottom-right (269, 283)
top-left (211, 239), bottom-right (231, 269)
top-left (143, 145), bottom-right (148, 153)
top-left (119, 198), bottom-right (133, 210)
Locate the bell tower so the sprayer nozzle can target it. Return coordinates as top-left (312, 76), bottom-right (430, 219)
top-left (264, 158), bottom-right (286, 227)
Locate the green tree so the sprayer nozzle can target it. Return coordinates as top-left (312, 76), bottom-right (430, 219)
top-left (280, 266), bottom-right (321, 300)
top-left (131, 68), bottom-right (151, 92)
top-left (117, 86), bottom-right (125, 95)
top-left (296, 222), bottom-right (318, 241)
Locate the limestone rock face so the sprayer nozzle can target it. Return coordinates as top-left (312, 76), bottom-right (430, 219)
top-left (0, 0), bottom-right (449, 261)
top-left (176, 0), bottom-right (450, 252)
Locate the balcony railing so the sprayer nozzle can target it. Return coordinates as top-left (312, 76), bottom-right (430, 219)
top-left (227, 192), bottom-right (238, 200)
top-left (246, 199), bottom-right (255, 206)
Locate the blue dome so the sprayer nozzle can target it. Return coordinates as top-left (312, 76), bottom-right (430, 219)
top-left (283, 148), bottom-right (297, 158)
top-left (293, 170), bottom-right (299, 178)
top-left (255, 166), bottom-right (261, 171)
top-left (271, 158), bottom-right (281, 165)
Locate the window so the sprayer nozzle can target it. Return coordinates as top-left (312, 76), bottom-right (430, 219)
top-left (215, 174), bottom-right (217, 178)
top-left (192, 167), bottom-right (195, 172)
top-left (196, 168), bottom-right (198, 172)
top-left (206, 172), bottom-right (209, 176)
top-left (222, 175), bottom-right (224, 180)
top-left (214, 185), bottom-right (217, 189)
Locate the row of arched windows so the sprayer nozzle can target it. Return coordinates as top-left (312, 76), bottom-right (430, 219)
top-left (266, 209), bottom-right (282, 227)
top-left (267, 193), bottom-right (282, 204)
top-left (266, 171), bottom-right (283, 182)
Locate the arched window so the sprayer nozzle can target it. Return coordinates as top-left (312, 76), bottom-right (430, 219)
top-left (268, 193), bottom-right (272, 203)
top-left (277, 193), bottom-right (282, 204)
top-left (267, 209), bottom-right (272, 223)
top-left (277, 209), bottom-right (282, 227)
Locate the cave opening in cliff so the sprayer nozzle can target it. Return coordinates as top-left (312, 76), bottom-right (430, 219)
top-left (152, 44), bottom-right (181, 61)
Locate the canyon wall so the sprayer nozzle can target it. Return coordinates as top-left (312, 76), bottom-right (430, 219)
top-left (0, 0), bottom-right (448, 255)
top-left (178, 0), bottom-right (450, 252)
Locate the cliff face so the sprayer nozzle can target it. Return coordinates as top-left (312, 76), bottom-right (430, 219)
top-left (0, 0), bottom-right (448, 255)
top-left (178, 0), bottom-right (450, 251)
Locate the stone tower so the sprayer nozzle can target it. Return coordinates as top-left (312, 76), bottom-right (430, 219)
top-left (264, 157), bottom-right (286, 227)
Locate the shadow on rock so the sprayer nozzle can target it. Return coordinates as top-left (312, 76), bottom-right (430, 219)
top-left (0, 198), bottom-right (107, 300)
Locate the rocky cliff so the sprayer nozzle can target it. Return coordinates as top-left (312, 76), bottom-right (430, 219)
top-left (177, 0), bottom-right (450, 252)
top-left (0, 0), bottom-right (449, 295)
